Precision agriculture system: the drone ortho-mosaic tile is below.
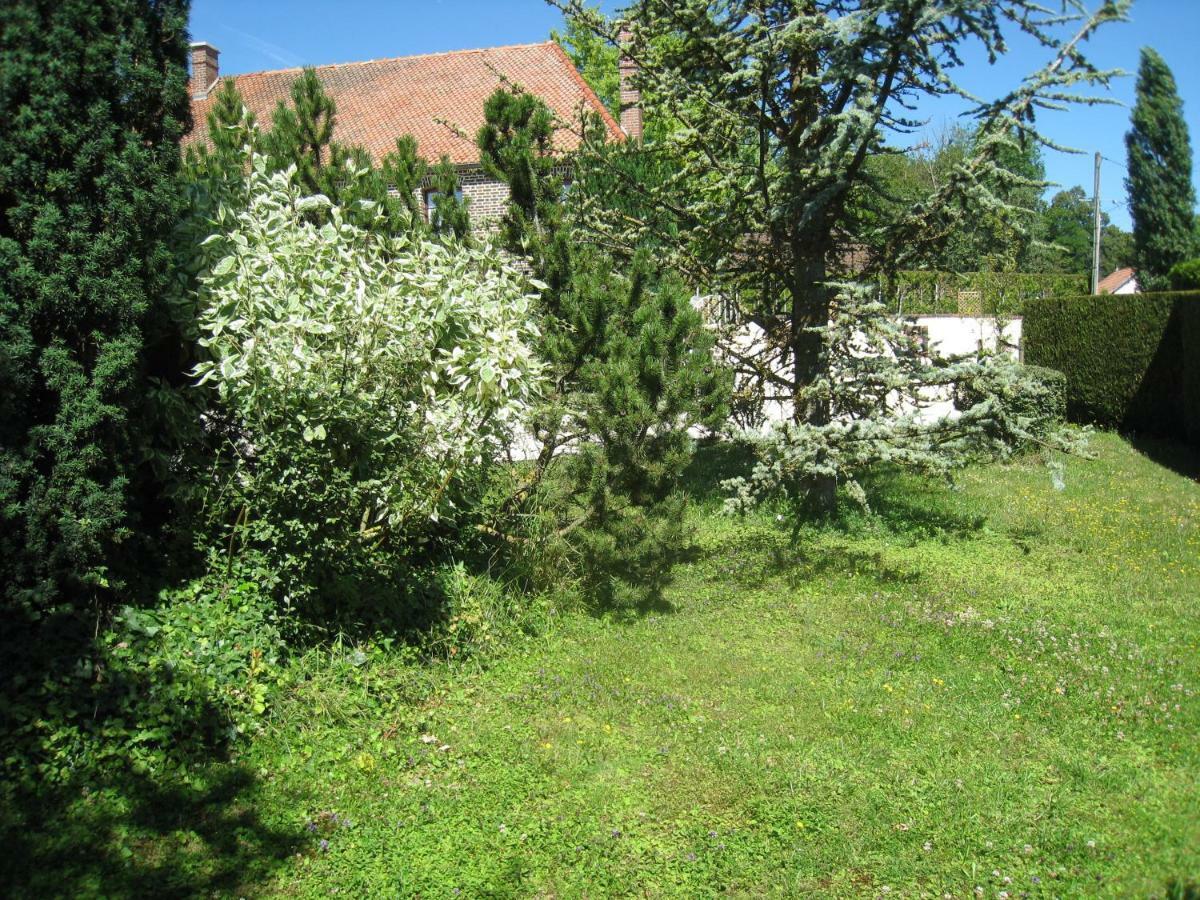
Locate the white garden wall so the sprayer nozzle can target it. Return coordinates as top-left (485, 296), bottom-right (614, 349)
top-left (705, 308), bottom-right (1023, 428)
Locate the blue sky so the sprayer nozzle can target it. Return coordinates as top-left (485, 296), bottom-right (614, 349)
top-left (189, 0), bottom-right (1200, 229)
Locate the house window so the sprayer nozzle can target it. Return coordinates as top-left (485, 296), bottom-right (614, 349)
top-left (423, 186), bottom-right (464, 224)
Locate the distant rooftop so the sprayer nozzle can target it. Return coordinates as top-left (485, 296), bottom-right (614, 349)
top-left (1097, 266), bottom-right (1137, 294)
top-left (184, 41), bottom-right (622, 166)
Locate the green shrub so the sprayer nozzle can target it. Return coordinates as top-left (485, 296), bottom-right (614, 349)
top-left (104, 558), bottom-right (286, 748)
top-left (182, 157), bottom-right (544, 619)
top-left (1024, 291), bottom-right (1200, 443)
top-left (1168, 258), bottom-right (1200, 290)
top-left (2, 555), bottom-right (285, 785)
top-left (1181, 302), bottom-right (1200, 446)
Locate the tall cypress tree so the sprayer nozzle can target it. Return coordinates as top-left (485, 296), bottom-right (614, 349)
top-left (1126, 48), bottom-right (1197, 289)
top-left (0, 1), bottom-right (191, 612)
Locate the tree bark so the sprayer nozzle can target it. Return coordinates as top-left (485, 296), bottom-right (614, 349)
top-left (790, 243), bottom-right (836, 515)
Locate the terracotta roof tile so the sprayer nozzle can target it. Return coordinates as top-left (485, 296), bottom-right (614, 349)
top-left (185, 41), bottom-right (623, 166)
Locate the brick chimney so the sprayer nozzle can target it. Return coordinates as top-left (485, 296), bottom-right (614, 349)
top-left (618, 26), bottom-right (642, 144)
top-left (190, 42), bottom-right (220, 100)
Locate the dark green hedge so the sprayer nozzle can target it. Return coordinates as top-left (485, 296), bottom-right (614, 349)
top-left (1182, 301), bottom-right (1200, 446)
top-left (1023, 291), bottom-right (1200, 444)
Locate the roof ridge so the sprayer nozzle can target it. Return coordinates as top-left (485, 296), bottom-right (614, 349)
top-left (217, 40), bottom-right (558, 82)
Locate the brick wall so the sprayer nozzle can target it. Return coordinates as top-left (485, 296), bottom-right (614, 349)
top-left (459, 169), bottom-right (511, 224)
top-left (405, 166), bottom-right (510, 235)
top-left (409, 164), bottom-right (571, 236)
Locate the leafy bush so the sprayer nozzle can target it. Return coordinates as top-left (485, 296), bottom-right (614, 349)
top-left (1168, 258), bottom-right (1200, 290)
top-left (2, 556), bottom-right (284, 785)
top-left (104, 558), bottom-right (286, 749)
top-left (184, 157), bottom-right (544, 617)
top-left (1024, 291), bottom-right (1200, 443)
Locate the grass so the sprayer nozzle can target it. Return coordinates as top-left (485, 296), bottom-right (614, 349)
top-left (6, 432), bottom-right (1199, 897)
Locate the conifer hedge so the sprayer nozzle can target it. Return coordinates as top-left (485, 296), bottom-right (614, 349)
top-left (0, 1), bottom-right (191, 609)
top-left (1023, 291), bottom-right (1200, 444)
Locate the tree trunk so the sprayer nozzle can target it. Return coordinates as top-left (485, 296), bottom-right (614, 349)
top-left (789, 248), bottom-right (830, 423)
top-left (790, 246), bottom-right (836, 515)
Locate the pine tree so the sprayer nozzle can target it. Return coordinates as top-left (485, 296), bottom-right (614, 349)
top-left (188, 77), bottom-right (255, 169)
top-left (478, 89), bottom-right (561, 265)
top-left (255, 70), bottom-right (455, 237)
top-left (264, 68), bottom-right (336, 195)
top-left (1125, 48), bottom-right (1198, 289)
top-left (478, 87), bottom-right (728, 606)
top-left (380, 135), bottom-right (429, 224)
top-left (427, 156), bottom-right (473, 240)
top-left (0, 1), bottom-right (190, 606)
top-left (182, 78), bottom-right (259, 219)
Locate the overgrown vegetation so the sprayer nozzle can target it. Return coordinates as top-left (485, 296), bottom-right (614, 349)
top-left (7, 4), bottom-right (1194, 893)
top-left (4, 434), bottom-right (1197, 896)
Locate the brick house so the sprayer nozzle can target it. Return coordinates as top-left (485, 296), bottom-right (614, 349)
top-left (185, 40), bottom-right (638, 228)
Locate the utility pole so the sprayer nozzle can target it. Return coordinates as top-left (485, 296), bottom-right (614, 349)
top-left (1092, 151), bottom-right (1102, 294)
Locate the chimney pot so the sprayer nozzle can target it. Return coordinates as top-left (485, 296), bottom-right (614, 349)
top-left (618, 26), bottom-right (643, 144)
top-left (190, 42), bottom-right (220, 100)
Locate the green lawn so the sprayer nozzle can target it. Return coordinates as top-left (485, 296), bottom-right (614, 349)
top-left (8, 433), bottom-right (1200, 897)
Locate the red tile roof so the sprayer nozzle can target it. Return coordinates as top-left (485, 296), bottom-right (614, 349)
top-left (1097, 266), bottom-right (1136, 294)
top-left (185, 41), bottom-right (622, 166)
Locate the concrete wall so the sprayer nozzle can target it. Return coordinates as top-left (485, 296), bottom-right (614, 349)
top-left (704, 308), bottom-right (1023, 428)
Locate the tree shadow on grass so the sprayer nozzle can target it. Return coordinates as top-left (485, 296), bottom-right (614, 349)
top-left (0, 596), bottom-right (302, 899)
top-left (1165, 878), bottom-right (1200, 900)
top-left (694, 521), bottom-right (923, 592)
top-left (683, 442), bottom-right (989, 542)
top-left (1128, 432), bottom-right (1200, 481)
top-left (857, 476), bottom-right (990, 543)
top-left (581, 541), bottom-right (705, 623)
top-left (0, 763), bottom-right (300, 899)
